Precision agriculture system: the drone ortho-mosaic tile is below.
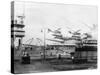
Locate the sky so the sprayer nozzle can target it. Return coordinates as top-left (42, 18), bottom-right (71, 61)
top-left (14, 1), bottom-right (98, 45)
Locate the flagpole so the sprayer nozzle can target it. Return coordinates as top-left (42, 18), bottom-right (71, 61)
top-left (43, 28), bottom-right (46, 60)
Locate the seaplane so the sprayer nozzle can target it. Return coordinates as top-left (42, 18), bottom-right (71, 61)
top-left (47, 28), bottom-right (82, 43)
